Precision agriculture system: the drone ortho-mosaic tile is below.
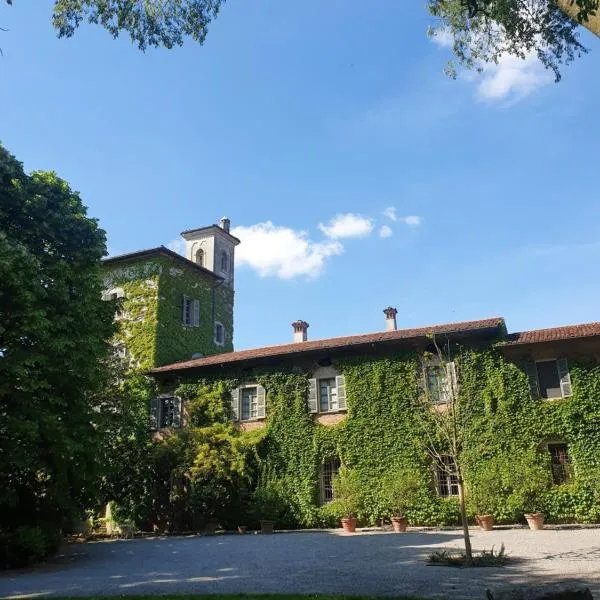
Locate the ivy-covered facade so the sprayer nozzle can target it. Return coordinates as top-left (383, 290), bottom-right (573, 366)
top-left (151, 316), bottom-right (600, 527)
top-left (101, 219), bottom-right (239, 369)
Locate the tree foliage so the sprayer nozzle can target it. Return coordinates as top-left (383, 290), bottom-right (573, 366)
top-left (0, 144), bottom-right (114, 566)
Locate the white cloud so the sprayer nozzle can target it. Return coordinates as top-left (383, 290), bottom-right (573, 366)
top-left (477, 52), bottom-right (553, 103)
top-left (431, 29), bottom-right (454, 49)
top-left (383, 207), bottom-right (398, 222)
top-left (379, 225), bottom-right (393, 238)
top-left (167, 238), bottom-right (186, 255)
top-left (318, 213), bottom-right (374, 239)
top-left (401, 215), bottom-right (422, 227)
top-left (230, 221), bottom-right (343, 280)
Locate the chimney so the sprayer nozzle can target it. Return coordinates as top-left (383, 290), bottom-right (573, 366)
top-left (383, 306), bottom-right (398, 331)
top-left (219, 216), bottom-right (231, 233)
top-left (292, 320), bottom-right (309, 343)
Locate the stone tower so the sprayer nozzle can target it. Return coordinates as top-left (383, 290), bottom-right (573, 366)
top-left (181, 217), bottom-right (240, 288)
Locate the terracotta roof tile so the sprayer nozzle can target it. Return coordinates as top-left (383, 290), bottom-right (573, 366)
top-left (152, 317), bottom-right (505, 373)
top-left (504, 322), bottom-right (600, 346)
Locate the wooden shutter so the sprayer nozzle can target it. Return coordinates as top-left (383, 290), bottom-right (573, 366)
top-left (525, 361), bottom-right (540, 400)
top-left (230, 387), bottom-right (240, 421)
top-left (256, 385), bottom-right (266, 418)
top-left (308, 378), bottom-right (318, 413)
top-left (557, 358), bottom-right (573, 397)
top-left (181, 295), bottom-right (187, 324)
top-left (192, 299), bottom-right (200, 327)
top-left (172, 397), bottom-right (182, 428)
top-left (149, 398), bottom-right (160, 430)
top-left (446, 362), bottom-right (458, 401)
top-left (336, 375), bottom-right (347, 410)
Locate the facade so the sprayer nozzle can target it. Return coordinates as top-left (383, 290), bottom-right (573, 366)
top-left (101, 218), bottom-right (239, 369)
top-left (149, 312), bottom-right (600, 525)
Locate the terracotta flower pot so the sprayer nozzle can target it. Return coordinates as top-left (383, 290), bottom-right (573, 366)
top-left (341, 517), bottom-right (357, 533)
top-left (237, 525), bottom-right (247, 534)
top-left (524, 512), bottom-right (545, 530)
top-left (260, 519), bottom-right (275, 534)
top-left (391, 516), bottom-right (408, 533)
top-left (476, 514), bottom-right (495, 531)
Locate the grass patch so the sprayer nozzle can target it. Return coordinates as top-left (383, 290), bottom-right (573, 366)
top-left (427, 544), bottom-right (508, 567)
top-left (49, 596), bottom-right (429, 600)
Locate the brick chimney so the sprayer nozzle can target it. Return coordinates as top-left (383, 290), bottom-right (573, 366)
top-left (383, 307), bottom-right (398, 331)
top-left (292, 320), bottom-right (309, 342)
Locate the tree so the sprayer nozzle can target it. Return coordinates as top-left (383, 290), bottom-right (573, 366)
top-left (416, 337), bottom-right (478, 563)
top-left (428, 0), bottom-right (597, 81)
top-left (0, 144), bottom-right (114, 566)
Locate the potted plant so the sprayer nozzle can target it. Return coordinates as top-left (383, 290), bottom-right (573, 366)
top-left (468, 459), bottom-right (506, 531)
top-left (381, 467), bottom-right (422, 532)
top-left (331, 466), bottom-right (362, 533)
top-left (251, 480), bottom-right (286, 534)
top-left (508, 450), bottom-right (552, 530)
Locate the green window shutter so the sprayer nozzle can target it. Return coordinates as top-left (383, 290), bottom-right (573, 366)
top-left (446, 362), bottom-right (458, 401)
top-left (336, 375), bottom-right (346, 410)
top-left (557, 358), bottom-right (573, 397)
top-left (256, 385), bottom-right (266, 418)
top-left (230, 387), bottom-right (240, 421)
top-left (172, 397), bottom-right (182, 428)
top-left (308, 378), bottom-right (318, 413)
top-left (525, 361), bottom-right (540, 400)
top-left (193, 299), bottom-right (200, 327)
top-left (149, 398), bottom-right (160, 430)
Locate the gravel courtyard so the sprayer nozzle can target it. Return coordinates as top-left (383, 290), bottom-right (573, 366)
top-left (1, 528), bottom-right (599, 599)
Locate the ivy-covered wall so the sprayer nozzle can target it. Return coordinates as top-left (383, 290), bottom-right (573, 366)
top-left (166, 343), bottom-right (600, 527)
top-left (102, 254), bottom-right (234, 369)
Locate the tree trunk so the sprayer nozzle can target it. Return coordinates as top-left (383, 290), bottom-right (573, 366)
top-left (553, 0), bottom-right (600, 38)
top-left (457, 477), bottom-right (473, 562)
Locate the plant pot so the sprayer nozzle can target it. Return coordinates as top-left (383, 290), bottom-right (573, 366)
top-left (237, 525), bottom-right (247, 534)
top-left (476, 514), bottom-right (495, 531)
top-left (341, 517), bottom-right (357, 533)
top-left (391, 516), bottom-right (408, 533)
top-left (260, 520), bottom-right (275, 534)
top-left (524, 512), bottom-right (545, 530)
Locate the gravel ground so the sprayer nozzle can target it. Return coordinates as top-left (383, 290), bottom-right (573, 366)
top-left (1, 528), bottom-right (599, 599)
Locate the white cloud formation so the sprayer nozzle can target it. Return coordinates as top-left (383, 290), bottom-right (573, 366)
top-left (167, 238), bottom-right (186, 255)
top-left (477, 52), bottom-right (553, 103)
top-left (431, 29), bottom-right (454, 49)
top-left (379, 225), bottom-right (393, 238)
top-left (383, 207), bottom-right (398, 222)
top-left (231, 221), bottom-right (343, 280)
top-left (402, 215), bottom-right (422, 227)
top-left (318, 213), bottom-right (374, 239)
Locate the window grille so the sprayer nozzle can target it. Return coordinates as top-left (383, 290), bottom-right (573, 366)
top-left (548, 443), bottom-right (571, 484)
top-left (320, 458), bottom-right (341, 504)
top-left (435, 455), bottom-right (459, 498)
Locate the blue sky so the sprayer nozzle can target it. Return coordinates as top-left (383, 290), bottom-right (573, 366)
top-left (2, 1), bottom-right (600, 350)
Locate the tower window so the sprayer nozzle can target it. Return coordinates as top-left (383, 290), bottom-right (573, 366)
top-left (220, 250), bottom-right (229, 272)
top-left (214, 322), bottom-right (225, 345)
top-left (195, 248), bottom-right (204, 267)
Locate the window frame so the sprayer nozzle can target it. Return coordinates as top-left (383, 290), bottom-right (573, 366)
top-left (547, 442), bottom-right (572, 485)
top-left (150, 396), bottom-right (182, 430)
top-left (240, 385), bottom-right (259, 421)
top-left (423, 359), bottom-right (457, 405)
top-left (220, 250), bottom-right (229, 273)
top-left (195, 248), bottom-right (205, 267)
top-left (318, 377), bottom-right (339, 413)
top-left (527, 358), bottom-right (573, 400)
top-left (214, 321), bottom-right (225, 346)
top-left (434, 455), bottom-right (459, 498)
top-left (536, 359), bottom-right (565, 400)
top-left (320, 458), bottom-right (341, 505)
top-left (231, 383), bottom-right (266, 422)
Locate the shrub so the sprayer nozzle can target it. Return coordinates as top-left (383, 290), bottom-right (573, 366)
top-left (0, 525), bottom-right (61, 568)
top-left (381, 467), bottom-right (425, 518)
top-left (330, 467), bottom-right (362, 519)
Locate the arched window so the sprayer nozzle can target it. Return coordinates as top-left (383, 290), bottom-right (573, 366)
top-left (195, 248), bottom-right (204, 267)
top-left (220, 250), bottom-right (229, 272)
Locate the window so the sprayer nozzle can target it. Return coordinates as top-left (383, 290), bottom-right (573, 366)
top-left (435, 455), bottom-right (459, 498)
top-left (181, 295), bottom-right (200, 327)
top-left (308, 373), bottom-right (347, 413)
top-left (320, 458), bottom-right (341, 504)
top-left (425, 362), bottom-right (456, 404)
top-left (149, 397), bottom-right (182, 430)
top-left (319, 378), bottom-right (338, 412)
top-left (231, 384), bottom-right (266, 421)
top-left (220, 250), bottom-right (229, 272)
top-left (214, 322), bottom-right (225, 345)
top-left (195, 248), bottom-right (204, 267)
top-left (548, 443), bottom-right (571, 484)
top-left (526, 359), bottom-right (572, 400)
top-left (241, 386), bottom-right (258, 421)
